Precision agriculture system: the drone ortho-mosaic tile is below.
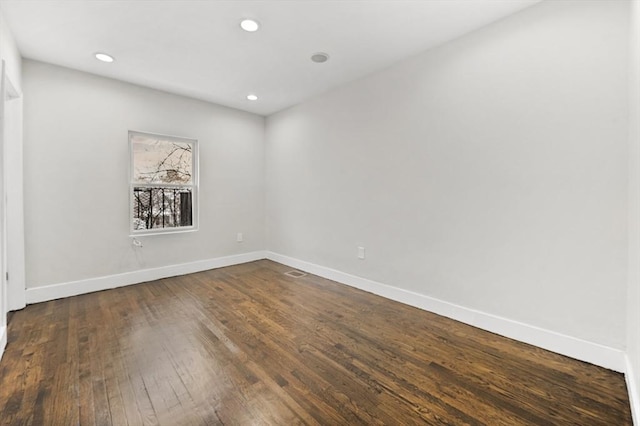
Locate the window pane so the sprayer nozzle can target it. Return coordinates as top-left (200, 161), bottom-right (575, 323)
top-left (133, 187), bottom-right (193, 230)
top-left (132, 134), bottom-right (193, 184)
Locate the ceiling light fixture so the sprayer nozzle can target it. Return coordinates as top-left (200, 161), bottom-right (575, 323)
top-left (311, 52), bottom-right (329, 63)
top-left (247, 94), bottom-right (258, 101)
top-left (240, 19), bottom-right (260, 32)
top-left (95, 52), bottom-right (114, 63)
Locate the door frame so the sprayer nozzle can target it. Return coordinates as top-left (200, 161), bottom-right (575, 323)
top-left (1, 59), bottom-right (24, 319)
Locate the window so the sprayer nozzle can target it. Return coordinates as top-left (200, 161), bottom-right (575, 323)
top-left (129, 131), bottom-right (198, 235)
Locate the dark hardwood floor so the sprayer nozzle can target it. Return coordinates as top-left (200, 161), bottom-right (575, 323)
top-left (0, 260), bottom-right (632, 425)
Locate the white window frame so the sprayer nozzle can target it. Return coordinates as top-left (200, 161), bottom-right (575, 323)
top-left (129, 130), bottom-right (199, 236)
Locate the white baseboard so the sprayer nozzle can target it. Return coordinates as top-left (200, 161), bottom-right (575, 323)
top-left (22, 249), bottom-right (627, 373)
top-left (266, 251), bottom-right (626, 373)
top-left (26, 251), bottom-right (267, 304)
top-left (627, 355), bottom-right (640, 426)
top-left (0, 325), bottom-right (6, 364)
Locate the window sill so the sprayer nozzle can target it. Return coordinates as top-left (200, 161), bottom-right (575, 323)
top-left (129, 227), bottom-right (198, 237)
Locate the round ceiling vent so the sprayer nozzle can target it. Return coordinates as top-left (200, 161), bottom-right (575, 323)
top-left (311, 52), bottom-right (330, 63)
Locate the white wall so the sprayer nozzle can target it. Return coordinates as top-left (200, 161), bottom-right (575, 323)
top-left (628, 0), bottom-right (640, 420)
top-left (266, 0), bottom-right (629, 351)
top-left (23, 60), bottom-right (265, 289)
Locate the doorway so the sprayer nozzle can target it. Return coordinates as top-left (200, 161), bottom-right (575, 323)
top-left (0, 58), bottom-right (25, 355)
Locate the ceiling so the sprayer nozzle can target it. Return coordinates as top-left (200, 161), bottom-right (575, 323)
top-left (1, 0), bottom-right (541, 116)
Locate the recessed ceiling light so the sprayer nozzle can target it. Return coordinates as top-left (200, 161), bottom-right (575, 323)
top-left (240, 19), bottom-right (260, 32)
top-left (311, 52), bottom-right (330, 63)
top-left (95, 52), bottom-right (114, 63)
top-left (247, 94), bottom-right (258, 101)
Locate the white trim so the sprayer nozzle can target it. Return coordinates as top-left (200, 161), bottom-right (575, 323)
top-left (266, 251), bottom-right (626, 372)
top-left (4, 75), bottom-right (25, 312)
top-left (0, 325), bottom-right (6, 364)
top-left (627, 354), bottom-right (640, 426)
top-left (26, 251), bottom-right (266, 304)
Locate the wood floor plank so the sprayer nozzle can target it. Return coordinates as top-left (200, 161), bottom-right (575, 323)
top-left (0, 260), bottom-right (632, 425)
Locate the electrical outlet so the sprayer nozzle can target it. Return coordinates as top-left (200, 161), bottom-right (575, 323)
top-left (357, 246), bottom-right (365, 259)
top-left (237, 232), bottom-right (243, 242)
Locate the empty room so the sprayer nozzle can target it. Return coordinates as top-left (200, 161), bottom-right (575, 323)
top-left (0, 0), bottom-right (639, 424)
